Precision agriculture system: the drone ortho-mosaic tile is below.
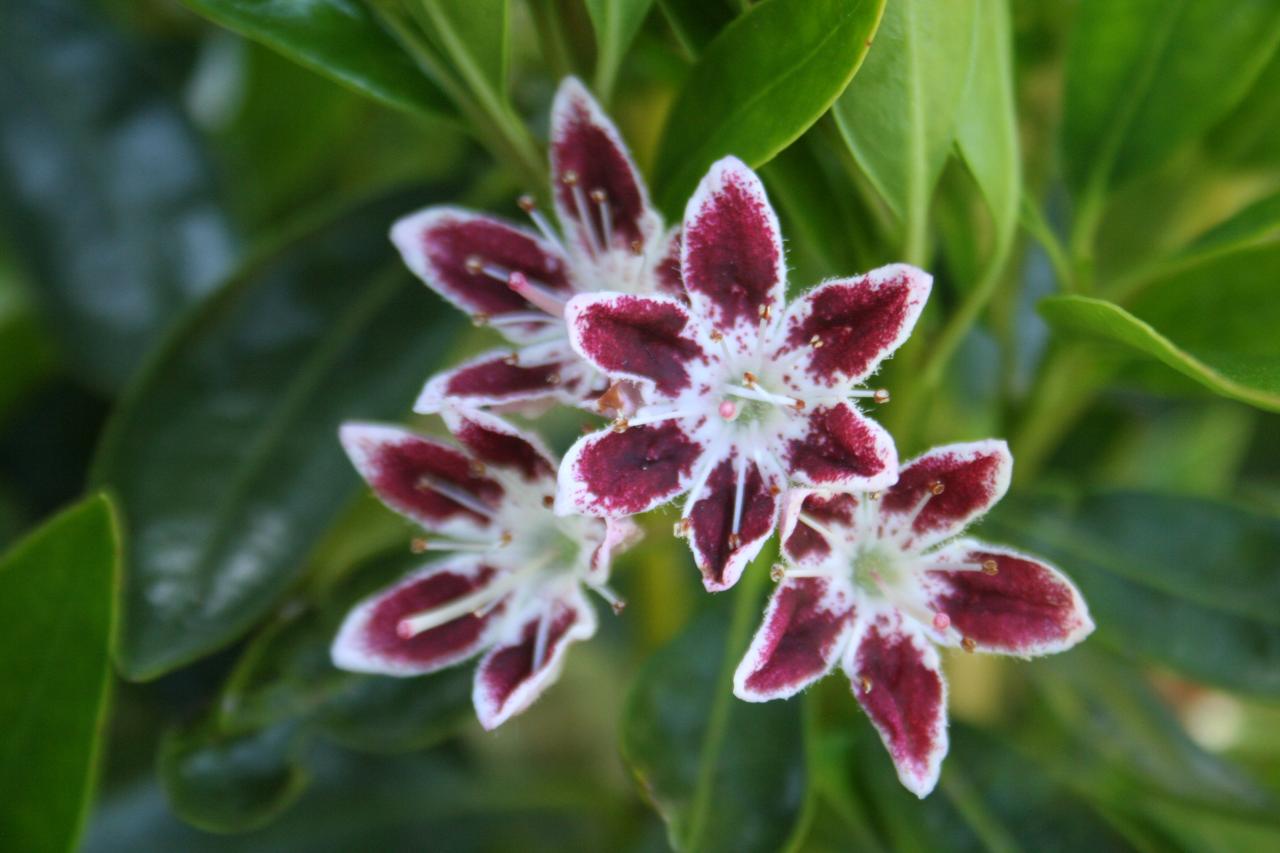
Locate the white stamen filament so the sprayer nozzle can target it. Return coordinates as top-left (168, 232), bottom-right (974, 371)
top-left (682, 452), bottom-right (721, 519)
top-left (417, 475), bottom-right (496, 520)
top-left (897, 484), bottom-right (942, 544)
top-left (414, 539), bottom-right (499, 552)
top-left (485, 312), bottom-right (561, 329)
top-left (724, 383), bottom-right (797, 407)
top-left (570, 182), bottom-right (602, 258)
top-left (593, 189), bottom-right (613, 251)
top-left (798, 512), bottom-right (843, 546)
top-left (592, 582), bottom-right (627, 614)
top-left (397, 568), bottom-right (525, 637)
top-left (731, 450), bottom-right (748, 536)
top-left (625, 408), bottom-right (699, 428)
top-left (518, 196), bottom-right (570, 258)
top-left (507, 271), bottom-right (567, 317)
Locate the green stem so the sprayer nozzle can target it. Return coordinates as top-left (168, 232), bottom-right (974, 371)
top-left (1020, 198), bottom-right (1074, 292)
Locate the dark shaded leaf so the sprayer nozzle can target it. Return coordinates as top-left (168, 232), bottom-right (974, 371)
top-left (93, 189), bottom-right (465, 680)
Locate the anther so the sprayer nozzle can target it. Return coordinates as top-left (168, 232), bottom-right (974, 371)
top-left (709, 329), bottom-right (724, 343)
top-left (743, 371), bottom-right (758, 386)
top-left (542, 495), bottom-right (554, 508)
top-left (769, 484), bottom-right (781, 496)
top-left (982, 559), bottom-right (999, 575)
top-left (502, 353), bottom-right (519, 365)
top-left (589, 188), bottom-right (606, 203)
top-left (718, 400), bottom-right (738, 420)
top-left (961, 637), bottom-right (976, 653)
top-left (929, 481), bottom-right (945, 496)
top-left (933, 612), bottom-right (951, 631)
top-left (770, 563), bottom-right (786, 582)
top-left (410, 537), bottom-right (429, 554)
top-left (546, 373), bottom-right (561, 385)
top-left (673, 518), bottom-right (691, 538)
top-left (464, 255), bottom-right (484, 275)
top-left (869, 491), bottom-right (881, 500)
top-left (595, 382), bottom-right (626, 415)
top-left (727, 532), bottom-right (741, 550)
top-left (562, 169), bottom-right (578, 185)
top-left (792, 399), bottom-right (806, 412)
top-left (469, 461), bottom-right (487, 476)
top-left (630, 239), bottom-right (644, 255)
top-left (611, 599), bottom-right (627, 615)
top-left (860, 675), bottom-right (873, 693)
top-left (810, 334), bottom-right (823, 348)
top-left (873, 388), bottom-right (890, 404)
top-left (611, 417), bottom-right (629, 433)
top-left (471, 312), bottom-right (490, 327)
top-left (499, 531), bottom-right (513, 546)
top-left (517, 194), bottom-right (537, 213)
top-left (758, 304), bottom-right (772, 321)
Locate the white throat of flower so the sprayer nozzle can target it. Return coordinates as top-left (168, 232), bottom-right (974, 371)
top-left (395, 463), bottom-right (622, 669)
top-left (773, 485), bottom-right (1000, 651)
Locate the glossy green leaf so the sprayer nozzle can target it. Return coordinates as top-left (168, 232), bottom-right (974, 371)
top-left (93, 190), bottom-right (465, 680)
top-left (587, 0), bottom-right (656, 99)
top-left (1061, 0), bottom-right (1280, 198)
top-left (180, 0), bottom-right (456, 120)
top-left (1026, 649), bottom-right (1278, 822)
top-left (1179, 190), bottom-right (1280, 260)
top-left (0, 494), bottom-right (118, 853)
top-left (833, 0), bottom-right (977, 234)
top-left (985, 490), bottom-right (1280, 696)
top-left (953, 0), bottom-right (1020, 263)
top-left (653, 0), bottom-right (886, 217)
top-left (0, 0), bottom-right (237, 392)
top-left (621, 571), bottom-right (807, 852)
top-left (1041, 245), bottom-right (1280, 412)
top-left (158, 719), bottom-right (309, 833)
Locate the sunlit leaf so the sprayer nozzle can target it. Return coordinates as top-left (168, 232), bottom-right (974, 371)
top-left (0, 494), bottom-right (118, 853)
top-left (653, 0), bottom-right (885, 217)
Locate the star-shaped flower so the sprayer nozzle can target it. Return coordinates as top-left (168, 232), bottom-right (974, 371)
top-left (391, 77), bottom-right (680, 416)
top-left (555, 156), bottom-right (931, 591)
top-left (331, 407), bottom-right (638, 730)
top-left (733, 440), bottom-right (1094, 796)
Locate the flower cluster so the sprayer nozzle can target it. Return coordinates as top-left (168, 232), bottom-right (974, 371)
top-left (331, 78), bottom-right (1093, 795)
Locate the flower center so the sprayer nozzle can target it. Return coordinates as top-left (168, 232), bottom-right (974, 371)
top-left (852, 543), bottom-right (901, 596)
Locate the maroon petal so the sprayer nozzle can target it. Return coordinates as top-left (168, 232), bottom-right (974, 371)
top-left (781, 490), bottom-right (861, 566)
top-left (557, 422), bottom-right (705, 517)
top-left (783, 404), bottom-right (898, 491)
top-left (340, 423), bottom-right (502, 537)
top-left (923, 540), bottom-right (1094, 656)
top-left (472, 589), bottom-right (597, 729)
top-left (414, 346), bottom-right (590, 414)
top-left (550, 78), bottom-right (658, 256)
top-left (653, 227), bottom-right (685, 298)
top-left (881, 440), bottom-right (1012, 550)
top-left (564, 292), bottom-right (708, 398)
top-left (682, 157), bottom-right (785, 336)
top-left (734, 577), bottom-right (856, 701)
top-left (331, 558), bottom-right (503, 676)
top-left (442, 406), bottom-right (557, 485)
top-left (391, 207), bottom-right (572, 342)
top-left (777, 265), bottom-right (932, 388)
top-left (686, 451), bottom-right (782, 591)
top-left (845, 611), bottom-right (948, 798)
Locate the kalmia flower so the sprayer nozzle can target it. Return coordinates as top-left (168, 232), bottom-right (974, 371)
top-left (330, 406), bottom-right (638, 730)
top-left (556, 156), bottom-right (931, 591)
top-left (733, 440), bottom-right (1094, 796)
top-left (391, 77), bottom-right (680, 416)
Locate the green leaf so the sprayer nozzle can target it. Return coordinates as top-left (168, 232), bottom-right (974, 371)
top-left (92, 189), bottom-right (465, 680)
top-left (953, 0), bottom-right (1020, 263)
top-left (0, 0), bottom-right (237, 392)
top-left (587, 0), bottom-right (656, 100)
top-left (653, 0), bottom-right (886, 218)
top-left (418, 0), bottom-right (509, 104)
top-left (654, 0), bottom-right (738, 58)
top-left (1061, 0), bottom-right (1280, 198)
top-left (620, 570), bottom-right (808, 852)
top-left (833, 0), bottom-right (978, 251)
top-left (1179, 190), bottom-right (1280, 260)
top-left (1041, 245), bottom-right (1280, 412)
top-left (180, 0), bottom-right (456, 120)
top-left (984, 490), bottom-right (1280, 696)
top-left (158, 719), bottom-right (309, 833)
top-left (0, 494), bottom-right (118, 853)
top-left (1207, 47), bottom-right (1280, 169)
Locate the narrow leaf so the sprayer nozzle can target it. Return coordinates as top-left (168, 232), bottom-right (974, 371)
top-left (180, 0), bottom-right (456, 120)
top-left (0, 494), bottom-right (118, 853)
top-left (93, 190), bottom-right (465, 680)
top-left (587, 0), bottom-right (656, 99)
top-left (1061, 0), bottom-right (1280, 198)
top-left (653, 0), bottom-right (886, 217)
top-left (833, 0), bottom-right (978, 226)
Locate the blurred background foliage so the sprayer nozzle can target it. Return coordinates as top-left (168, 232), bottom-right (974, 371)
top-left (1, 0), bottom-right (1279, 850)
